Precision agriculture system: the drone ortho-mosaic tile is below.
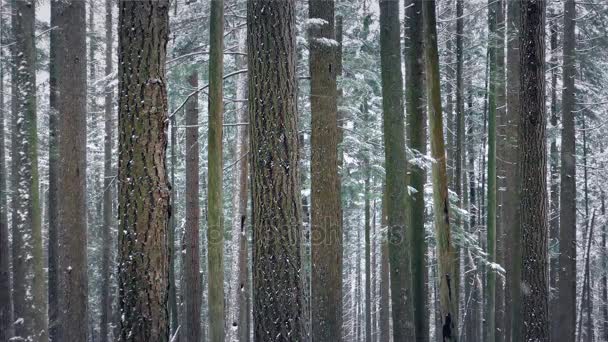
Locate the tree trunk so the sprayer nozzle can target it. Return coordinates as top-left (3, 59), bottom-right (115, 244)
top-left (0, 10), bottom-right (13, 340)
top-left (485, 0), bottom-right (500, 338)
top-left (11, 1), bottom-right (48, 340)
top-left (364, 170), bottom-right (372, 342)
top-left (248, 0), bottom-right (306, 339)
top-left (405, 0), bottom-right (428, 340)
top-left (55, 1), bottom-right (89, 340)
top-left (557, 0), bottom-right (577, 340)
top-left (184, 70), bottom-right (202, 342)
top-left (207, 1), bottom-right (226, 340)
top-left (493, 2), bottom-right (506, 341)
top-left (464, 84), bottom-right (480, 342)
top-left (117, 2), bottom-right (170, 341)
top-left (379, 0), bottom-right (413, 339)
top-left (100, 0), bottom-right (114, 340)
top-left (226, 27), bottom-right (250, 342)
top-left (48, 2), bottom-right (60, 340)
top-left (308, 1), bottom-right (343, 340)
top-left (379, 192), bottom-right (390, 342)
top-left (504, 1), bottom-right (521, 340)
top-left (518, 0), bottom-right (549, 339)
top-left (423, 0), bottom-right (459, 340)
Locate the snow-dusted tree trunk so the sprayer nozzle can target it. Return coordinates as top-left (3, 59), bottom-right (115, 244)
top-left (11, 0), bottom-right (48, 340)
top-left (226, 28), bottom-right (250, 342)
top-left (116, 1), bottom-right (171, 340)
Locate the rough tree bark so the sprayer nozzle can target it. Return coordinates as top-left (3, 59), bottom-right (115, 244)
top-left (55, 1), bottom-right (89, 340)
top-left (423, 0), bottom-right (459, 340)
top-left (248, 0), bottom-right (306, 340)
top-left (379, 0), bottom-right (414, 339)
top-left (308, 0), bottom-right (343, 340)
top-left (117, 1), bottom-right (171, 341)
top-left (518, 0), bottom-right (549, 339)
top-left (557, 0), bottom-right (577, 340)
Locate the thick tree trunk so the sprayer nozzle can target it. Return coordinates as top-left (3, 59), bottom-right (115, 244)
top-left (379, 0), bottom-right (414, 339)
top-left (518, 0), bottom-right (549, 339)
top-left (184, 70), bottom-right (202, 342)
top-left (504, 1), bottom-right (521, 340)
top-left (557, 0), bottom-right (577, 340)
top-left (100, 0), bottom-right (114, 340)
top-left (117, 2), bottom-right (171, 341)
top-left (308, 1), bottom-right (343, 340)
top-left (423, 0), bottom-right (459, 340)
top-left (226, 28), bottom-right (250, 342)
top-left (55, 1), bottom-right (89, 340)
top-left (405, 0), bottom-right (428, 340)
top-left (248, 1), bottom-right (306, 339)
top-left (11, 1), bottom-right (48, 340)
top-left (207, 1), bottom-right (226, 340)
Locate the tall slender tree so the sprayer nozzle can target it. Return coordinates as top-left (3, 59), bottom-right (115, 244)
top-left (48, 2), bottom-right (60, 340)
top-left (504, 1), bottom-right (521, 340)
top-left (184, 70), bottom-right (202, 342)
top-left (207, 1), bottom-right (225, 340)
top-left (405, 0), bottom-right (428, 340)
top-left (226, 28), bottom-right (250, 342)
top-left (116, 1), bottom-right (171, 340)
top-left (485, 0), bottom-right (499, 338)
top-left (248, 0), bottom-right (306, 339)
top-left (379, 0), bottom-right (413, 339)
top-left (518, 0), bottom-right (549, 339)
top-left (55, 1), bottom-right (89, 340)
top-left (309, 0), bottom-right (343, 340)
top-left (12, 0), bottom-right (48, 340)
top-left (557, 0), bottom-right (577, 339)
top-left (423, 0), bottom-right (459, 340)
